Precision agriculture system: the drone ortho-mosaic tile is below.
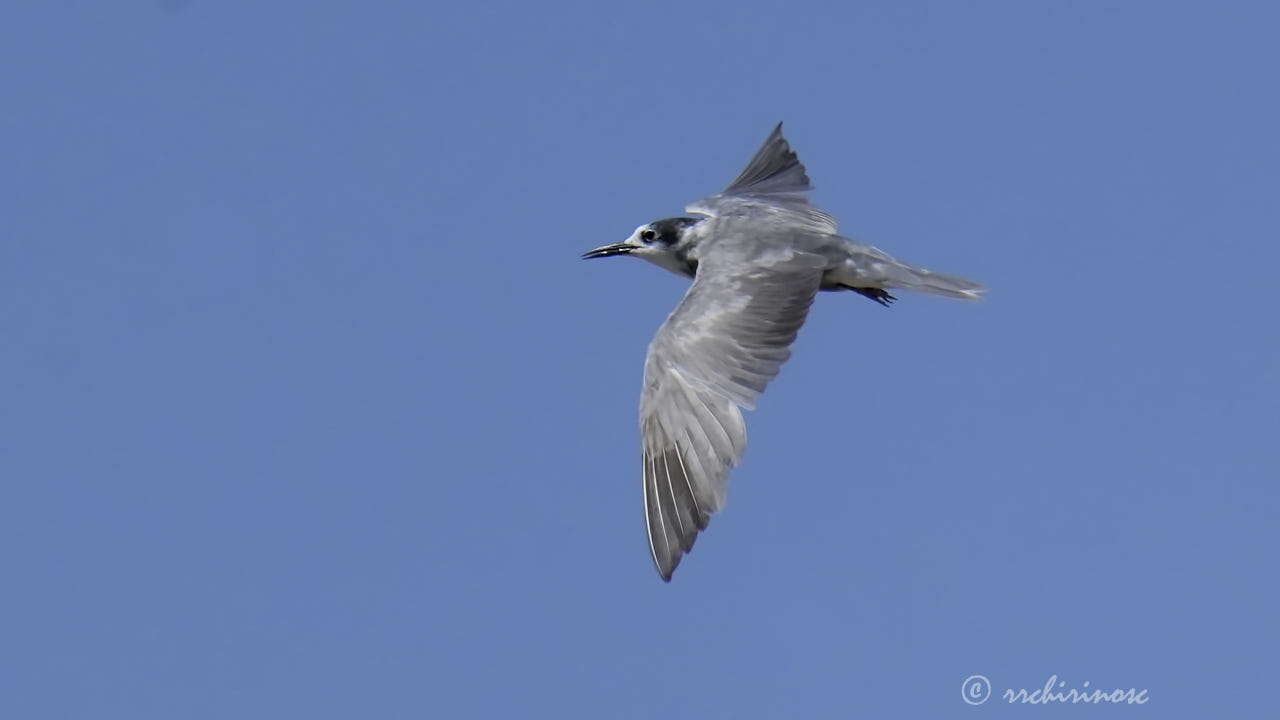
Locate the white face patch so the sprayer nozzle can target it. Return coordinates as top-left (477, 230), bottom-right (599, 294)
top-left (627, 224), bottom-right (656, 249)
top-left (621, 221), bottom-right (696, 277)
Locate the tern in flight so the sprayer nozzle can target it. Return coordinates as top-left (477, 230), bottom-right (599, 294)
top-left (583, 124), bottom-right (984, 581)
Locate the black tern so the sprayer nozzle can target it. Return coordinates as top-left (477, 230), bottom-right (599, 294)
top-left (583, 124), bottom-right (984, 581)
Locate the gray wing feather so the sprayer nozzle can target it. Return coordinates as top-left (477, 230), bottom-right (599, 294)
top-left (721, 122), bottom-right (813, 197)
top-left (687, 123), bottom-right (838, 235)
top-left (640, 246), bottom-right (826, 580)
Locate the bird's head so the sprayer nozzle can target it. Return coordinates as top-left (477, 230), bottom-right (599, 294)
top-left (582, 217), bottom-right (702, 277)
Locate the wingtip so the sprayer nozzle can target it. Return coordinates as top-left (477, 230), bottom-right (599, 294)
top-left (653, 555), bottom-right (676, 582)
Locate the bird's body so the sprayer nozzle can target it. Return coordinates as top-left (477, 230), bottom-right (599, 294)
top-left (583, 124), bottom-right (984, 581)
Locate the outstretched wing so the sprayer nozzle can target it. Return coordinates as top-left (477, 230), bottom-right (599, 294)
top-left (639, 244), bottom-right (826, 580)
top-left (688, 123), bottom-right (838, 235)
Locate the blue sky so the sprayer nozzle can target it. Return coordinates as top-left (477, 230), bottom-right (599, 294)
top-left (2, 1), bottom-right (1277, 717)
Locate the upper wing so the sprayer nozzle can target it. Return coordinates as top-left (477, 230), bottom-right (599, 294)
top-left (639, 244), bottom-right (826, 580)
top-left (687, 123), bottom-right (838, 235)
top-left (722, 122), bottom-right (813, 198)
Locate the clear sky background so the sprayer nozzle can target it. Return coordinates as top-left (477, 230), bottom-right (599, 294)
top-left (2, 1), bottom-right (1276, 718)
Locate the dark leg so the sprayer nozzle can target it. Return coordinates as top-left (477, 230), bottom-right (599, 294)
top-left (848, 286), bottom-right (897, 306)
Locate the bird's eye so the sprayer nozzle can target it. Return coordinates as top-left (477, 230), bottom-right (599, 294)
top-left (639, 229), bottom-right (657, 243)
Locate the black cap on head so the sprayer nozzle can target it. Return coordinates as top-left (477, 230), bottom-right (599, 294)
top-left (645, 217), bottom-right (700, 245)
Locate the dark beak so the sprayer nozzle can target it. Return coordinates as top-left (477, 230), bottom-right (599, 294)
top-left (581, 242), bottom-right (635, 260)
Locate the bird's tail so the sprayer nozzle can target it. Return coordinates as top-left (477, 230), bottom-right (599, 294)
top-left (878, 262), bottom-right (986, 300)
top-left (836, 242), bottom-right (986, 300)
